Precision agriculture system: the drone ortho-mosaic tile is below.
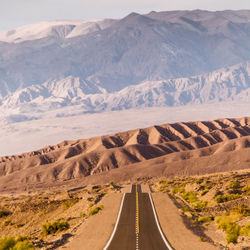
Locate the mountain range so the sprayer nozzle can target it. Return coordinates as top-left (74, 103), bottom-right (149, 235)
top-left (0, 10), bottom-right (249, 123)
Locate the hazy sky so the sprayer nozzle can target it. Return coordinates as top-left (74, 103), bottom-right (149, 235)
top-left (1, 0), bottom-right (250, 31)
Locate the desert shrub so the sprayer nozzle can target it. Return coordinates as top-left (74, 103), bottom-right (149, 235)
top-left (162, 189), bottom-right (170, 193)
top-left (179, 183), bottom-right (186, 188)
top-left (181, 191), bottom-right (207, 209)
top-left (201, 190), bottom-right (208, 196)
top-left (194, 200), bottom-right (208, 209)
top-left (242, 185), bottom-right (250, 194)
top-left (166, 180), bottom-right (174, 185)
top-left (227, 181), bottom-right (240, 189)
top-left (42, 219), bottom-right (69, 236)
top-left (215, 195), bottom-right (226, 203)
top-left (159, 180), bottom-right (167, 185)
top-left (79, 212), bottom-right (86, 217)
top-left (172, 187), bottom-right (185, 194)
top-left (240, 223), bottom-right (250, 237)
top-left (88, 205), bottom-right (104, 216)
top-left (215, 216), bottom-right (240, 243)
top-left (87, 197), bottom-right (93, 202)
top-left (198, 216), bottom-right (214, 223)
top-left (225, 225), bottom-right (240, 244)
top-left (232, 205), bottom-right (250, 217)
top-left (13, 240), bottom-right (34, 250)
top-left (227, 193), bottom-right (241, 201)
top-left (0, 236), bottom-right (16, 249)
top-left (159, 184), bottom-right (167, 190)
top-left (200, 236), bottom-right (209, 242)
top-left (182, 191), bottom-right (198, 203)
top-left (16, 224), bottom-right (25, 228)
top-left (3, 220), bottom-right (13, 227)
top-left (15, 236), bottom-right (29, 242)
top-left (109, 182), bottom-right (120, 190)
top-left (159, 181), bottom-right (170, 192)
top-left (92, 185), bottom-right (101, 190)
top-left (195, 178), bottom-right (203, 184)
top-left (215, 194), bottom-right (240, 203)
top-left (181, 206), bottom-right (193, 213)
top-left (94, 193), bottom-right (105, 204)
top-left (0, 236), bottom-right (34, 250)
top-left (0, 209), bottom-right (11, 218)
top-left (62, 198), bottom-right (79, 209)
top-left (228, 211), bottom-right (244, 221)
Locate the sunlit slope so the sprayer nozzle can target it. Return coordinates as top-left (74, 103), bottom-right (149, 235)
top-left (0, 117), bottom-right (249, 191)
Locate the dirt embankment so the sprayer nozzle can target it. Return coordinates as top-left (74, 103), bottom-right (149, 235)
top-left (0, 184), bottom-right (124, 249)
top-left (153, 171), bottom-right (250, 249)
top-left (153, 193), bottom-right (218, 250)
top-left (59, 193), bottom-right (122, 250)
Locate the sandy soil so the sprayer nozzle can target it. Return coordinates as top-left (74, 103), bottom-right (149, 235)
top-left (152, 193), bottom-right (219, 250)
top-left (59, 193), bottom-right (122, 250)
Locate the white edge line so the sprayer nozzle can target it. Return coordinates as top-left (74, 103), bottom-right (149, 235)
top-left (103, 193), bottom-right (126, 250)
top-left (148, 192), bottom-right (173, 250)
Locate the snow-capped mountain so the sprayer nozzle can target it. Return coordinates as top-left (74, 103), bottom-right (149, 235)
top-left (0, 10), bottom-right (250, 123)
top-left (1, 61), bottom-right (249, 123)
top-left (0, 19), bottom-right (115, 43)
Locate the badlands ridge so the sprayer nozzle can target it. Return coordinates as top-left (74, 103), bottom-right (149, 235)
top-left (0, 117), bottom-right (249, 192)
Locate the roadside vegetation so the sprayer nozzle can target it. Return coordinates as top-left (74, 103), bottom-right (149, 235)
top-left (153, 171), bottom-right (250, 248)
top-left (0, 235), bottom-right (34, 250)
top-left (0, 182), bottom-right (121, 249)
top-left (88, 205), bottom-right (104, 216)
top-left (0, 209), bottom-right (11, 218)
top-left (42, 218), bottom-right (69, 236)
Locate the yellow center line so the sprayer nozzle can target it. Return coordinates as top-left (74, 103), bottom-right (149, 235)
top-left (136, 184), bottom-right (139, 234)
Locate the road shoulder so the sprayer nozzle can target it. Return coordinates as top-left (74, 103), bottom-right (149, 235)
top-left (59, 193), bottom-right (122, 250)
top-left (152, 193), bottom-right (218, 250)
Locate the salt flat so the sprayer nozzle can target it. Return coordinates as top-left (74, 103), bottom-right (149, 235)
top-left (1, 101), bottom-right (249, 156)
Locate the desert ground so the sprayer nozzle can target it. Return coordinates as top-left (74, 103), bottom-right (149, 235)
top-left (153, 170), bottom-right (250, 249)
top-left (0, 183), bottom-right (125, 249)
top-left (0, 171), bottom-right (249, 249)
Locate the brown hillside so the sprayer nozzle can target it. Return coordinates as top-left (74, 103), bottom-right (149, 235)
top-left (0, 117), bottom-right (249, 192)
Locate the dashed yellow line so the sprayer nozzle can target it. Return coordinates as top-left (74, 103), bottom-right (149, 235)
top-left (136, 184), bottom-right (139, 234)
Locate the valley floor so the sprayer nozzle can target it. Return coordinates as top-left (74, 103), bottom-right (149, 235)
top-left (1, 102), bottom-right (250, 157)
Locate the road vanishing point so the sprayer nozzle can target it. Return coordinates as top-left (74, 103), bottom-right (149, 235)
top-left (104, 184), bottom-right (173, 250)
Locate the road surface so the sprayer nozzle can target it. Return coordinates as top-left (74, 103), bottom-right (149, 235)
top-left (104, 184), bottom-right (172, 250)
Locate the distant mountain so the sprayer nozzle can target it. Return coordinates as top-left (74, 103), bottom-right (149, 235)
top-left (0, 61), bottom-right (249, 123)
top-left (0, 10), bottom-right (249, 122)
top-left (0, 19), bottom-right (115, 43)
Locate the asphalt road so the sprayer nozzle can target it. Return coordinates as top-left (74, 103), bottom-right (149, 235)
top-left (105, 184), bottom-right (171, 250)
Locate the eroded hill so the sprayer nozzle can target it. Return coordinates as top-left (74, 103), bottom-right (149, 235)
top-left (0, 117), bottom-right (250, 192)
